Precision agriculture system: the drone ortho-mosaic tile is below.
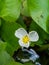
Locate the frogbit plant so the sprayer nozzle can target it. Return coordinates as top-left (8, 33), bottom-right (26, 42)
top-left (15, 28), bottom-right (40, 65)
top-left (0, 0), bottom-right (49, 65)
top-left (15, 28), bottom-right (39, 48)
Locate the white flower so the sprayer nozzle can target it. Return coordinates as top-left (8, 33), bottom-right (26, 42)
top-left (15, 28), bottom-right (39, 48)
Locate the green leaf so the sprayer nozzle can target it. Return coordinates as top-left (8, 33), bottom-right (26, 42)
top-left (7, 61), bottom-right (23, 65)
top-left (0, 51), bottom-right (23, 65)
top-left (0, 19), bottom-right (1, 36)
top-left (0, 19), bottom-right (1, 26)
top-left (30, 21), bottom-right (49, 46)
top-left (27, 0), bottom-right (49, 33)
top-left (21, 0), bottom-right (30, 16)
top-left (0, 41), bottom-right (7, 51)
top-left (0, 0), bottom-right (21, 22)
top-left (1, 21), bottom-right (23, 56)
top-left (0, 51), bottom-right (13, 65)
top-left (0, 41), bottom-right (23, 65)
top-left (24, 62), bottom-right (35, 65)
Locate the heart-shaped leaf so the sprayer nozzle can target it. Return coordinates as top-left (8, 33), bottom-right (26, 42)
top-left (0, 51), bottom-right (23, 65)
top-left (1, 21), bottom-right (23, 55)
top-left (30, 21), bottom-right (49, 46)
top-left (27, 0), bottom-right (49, 34)
top-left (0, 0), bottom-right (21, 22)
top-left (0, 41), bottom-right (23, 65)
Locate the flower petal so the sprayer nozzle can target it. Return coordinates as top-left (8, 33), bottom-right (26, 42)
top-left (29, 31), bottom-right (39, 42)
top-left (18, 39), bottom-right (30, 48)
top-left (15, 28), bottom-right (27, 38)
top-left (21, 59), bottom-right (30, 62)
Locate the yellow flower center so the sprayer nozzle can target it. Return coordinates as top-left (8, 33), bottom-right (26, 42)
top-left (22, 35), bottom-right (30, 44)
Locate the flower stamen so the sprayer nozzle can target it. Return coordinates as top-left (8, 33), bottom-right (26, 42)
top-left (22, 35), bottom-right (30, 44)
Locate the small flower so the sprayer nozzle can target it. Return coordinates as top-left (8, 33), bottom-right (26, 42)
top-left (15, 28), bottom-right (39, 48)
